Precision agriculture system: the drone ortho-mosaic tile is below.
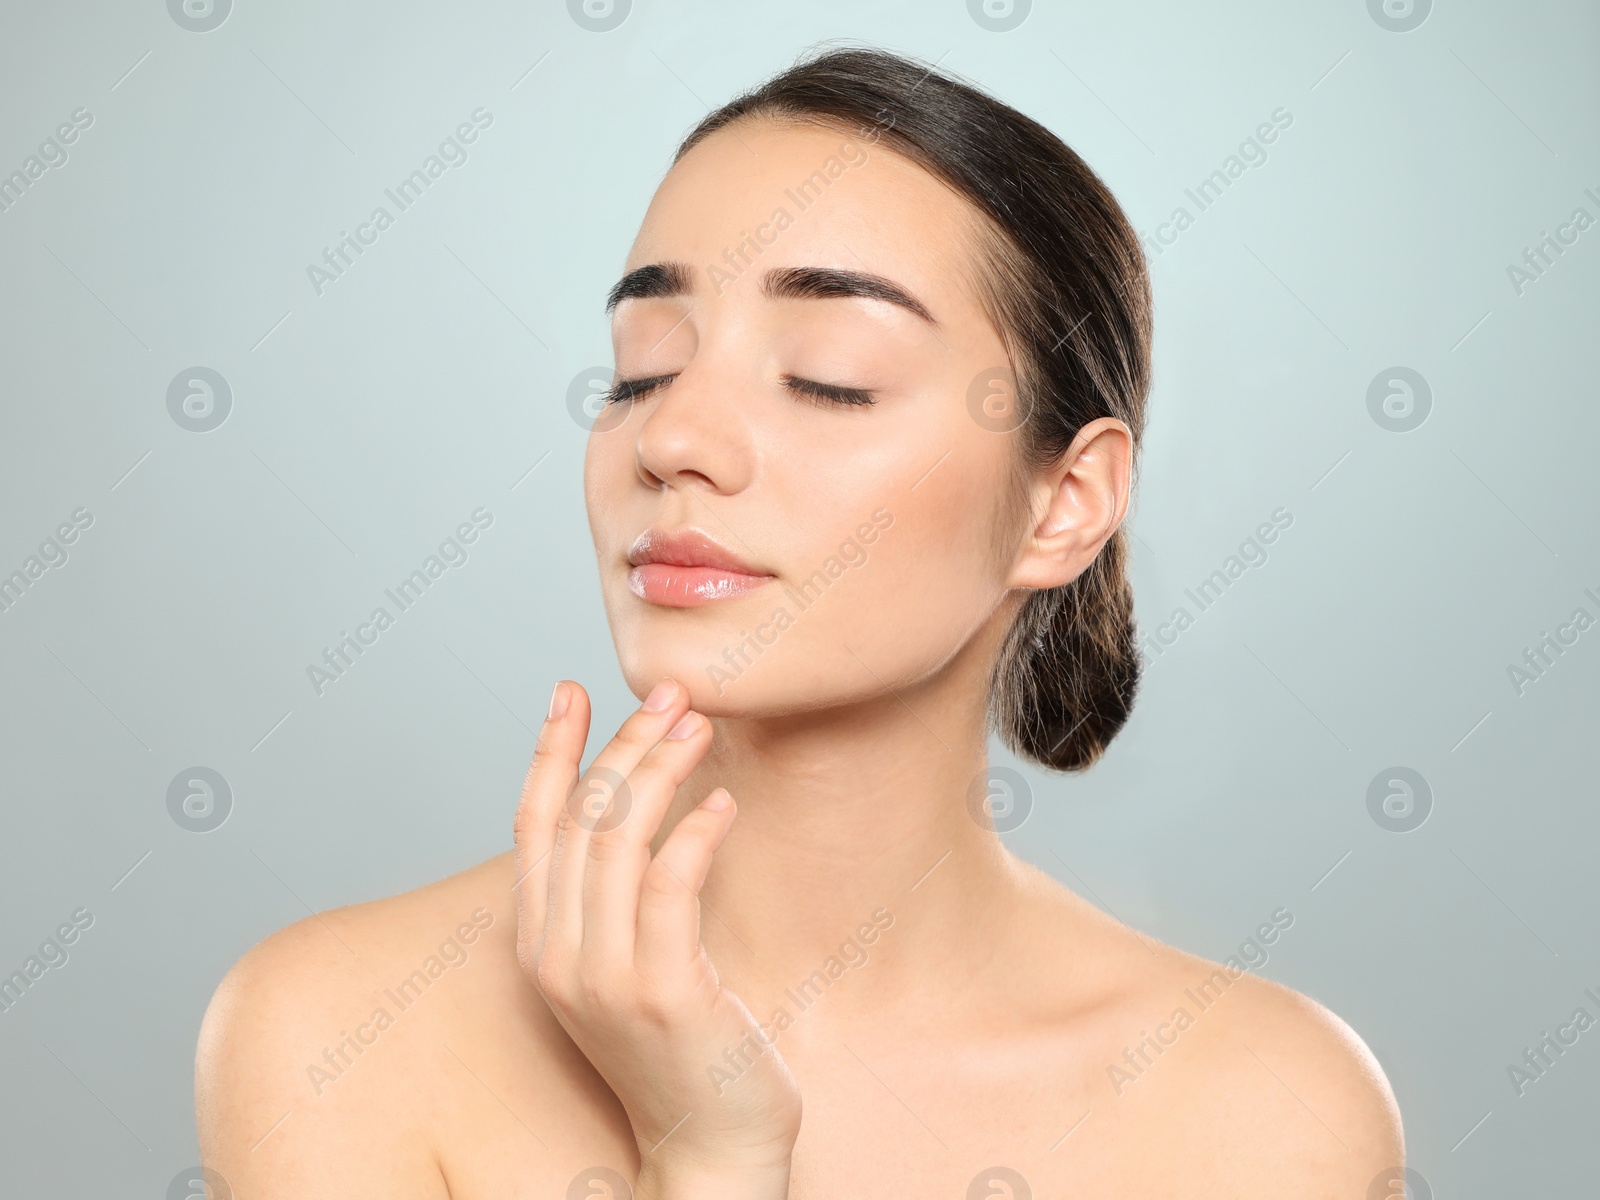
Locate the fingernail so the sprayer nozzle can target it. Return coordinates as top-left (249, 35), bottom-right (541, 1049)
top-left (702, 788), bottom-right (731, 811)
top-left (643, 679), bottom-right (678, 712)
top-left (547, 682), bottom-right (569, 720)
top-left (666, 712), bottom-right (700, 740)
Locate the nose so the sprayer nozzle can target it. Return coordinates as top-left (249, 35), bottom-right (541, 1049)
top-left (632, 361), bottom-right (754, 496)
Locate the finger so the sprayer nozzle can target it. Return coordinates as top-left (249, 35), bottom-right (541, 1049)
top-left (513, 679), bottom-right (590, 961)
top-left (634, 789), bottom-right (737, 981)
top-left (544, 677), bottom-right (692, 955)
top-left (581, 706), bottom-right (715, 964)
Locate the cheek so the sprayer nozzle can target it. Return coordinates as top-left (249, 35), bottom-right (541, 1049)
top-left (768, 415), bottom-right (1012, 633)
top-left (753, 478), bottom-right (1008, 694)
top-left (583, 427), bottom-right (633, 538)
top-left (850, 483), bottom-right (1008, 643)
top-left (582, 443), bottom-right (598, 528)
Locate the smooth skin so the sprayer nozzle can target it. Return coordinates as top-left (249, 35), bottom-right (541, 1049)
top-left (196, 116), bottom-right (1403, 1197)
top-left (516, 679), bottom-right (800, 1198)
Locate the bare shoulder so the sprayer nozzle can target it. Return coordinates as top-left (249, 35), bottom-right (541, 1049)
top-left (1008, 859), bottom-right (1404, 1196)
top-left (1166, 959), bottom-right (1406, 1197)
top-left (195, 853), bottom-right (521, 1199)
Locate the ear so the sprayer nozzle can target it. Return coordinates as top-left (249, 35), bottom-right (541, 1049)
top-left (1007, 416), bottom-right (1132, 590)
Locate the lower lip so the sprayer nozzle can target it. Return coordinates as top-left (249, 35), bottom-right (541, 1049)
top-left (627, 563), bottom-right (776, 607)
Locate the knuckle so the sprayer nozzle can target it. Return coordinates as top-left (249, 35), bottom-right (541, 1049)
top-left (525, 736), bottom-right (559, 779)
top-left (614, 710), bottom-right (662, 751)
top-left (515, 936), bottom-right (540, 981)
top-left (511, 797), bottom-right (537, 842)
top-left (624, 761), bottom-right (676, 800)
top-left (532, 951), bottom-right (569, 1002)
top-left (640, 860), bottom-right (691, 903)
top-left (553, 798), bottom-right (586, 838)
top-left (571, 964), bottom-right (615, 1010)
top-left (528, 944), bottom-right (625, 1015)
top-left (633, 986), bottom-right (675, 1028)
top-left (636, 970), bottom-right (704, 1026)
top-left (585, 826), bottom-right (636, 862)
top-left (563, 774), bottom-right (631, 836)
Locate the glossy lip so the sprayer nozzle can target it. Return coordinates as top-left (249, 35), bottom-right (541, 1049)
top-left (626, 527), bottom-right (777, 608)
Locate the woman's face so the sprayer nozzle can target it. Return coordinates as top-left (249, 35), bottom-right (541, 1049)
top-left (584, 118), bottom-right (1033, 718)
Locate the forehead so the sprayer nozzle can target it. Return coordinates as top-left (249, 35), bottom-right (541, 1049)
top-left (622, 118), bottom-right (990, 324)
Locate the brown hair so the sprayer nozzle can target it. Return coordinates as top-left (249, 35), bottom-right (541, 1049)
top-left (673, 44), bottom-right (1153, 772)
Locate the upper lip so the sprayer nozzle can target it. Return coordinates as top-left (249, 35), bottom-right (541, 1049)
top-left (627, 527), bottom-right (772, 575)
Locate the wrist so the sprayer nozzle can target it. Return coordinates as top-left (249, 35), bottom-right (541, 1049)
top-left (634, 1155), bottom-right (792, 1200)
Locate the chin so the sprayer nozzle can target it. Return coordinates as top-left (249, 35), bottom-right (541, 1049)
top-left (617, 646), bottom-right (761, 716)
top-left (610, 599), bottom-right (832, 718)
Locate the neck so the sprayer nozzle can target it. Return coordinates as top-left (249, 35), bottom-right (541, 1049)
top-left (658, 639), bottom-right (1028, 1039)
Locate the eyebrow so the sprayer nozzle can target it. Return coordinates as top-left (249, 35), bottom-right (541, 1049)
top-left (604, 261), bottom-right (938, 327)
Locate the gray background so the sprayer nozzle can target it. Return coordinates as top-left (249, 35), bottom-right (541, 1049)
top-left (1, 1), bottom-right (1596, 1195)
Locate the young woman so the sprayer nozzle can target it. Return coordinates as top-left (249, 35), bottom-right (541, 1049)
top-left (196, 45), bottom-right (1402, 1198)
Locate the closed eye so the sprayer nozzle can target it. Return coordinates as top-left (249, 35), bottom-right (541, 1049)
top-left (782, 375), bottom-right (876, 407)
top-left (603, 373), bottom-right (676, 406)
top-left (602, 373), bottom-right (876, 407)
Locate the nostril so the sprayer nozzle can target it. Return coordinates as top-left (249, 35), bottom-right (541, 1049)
top-left (636, 447), bottom-right (712, 491)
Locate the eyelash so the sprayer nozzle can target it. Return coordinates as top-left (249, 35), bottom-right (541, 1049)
top-left (603, 374), bottom-right (876, 408)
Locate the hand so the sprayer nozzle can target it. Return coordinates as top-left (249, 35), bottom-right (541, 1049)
top-left (513, 677), bottom-right (801, 1196)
